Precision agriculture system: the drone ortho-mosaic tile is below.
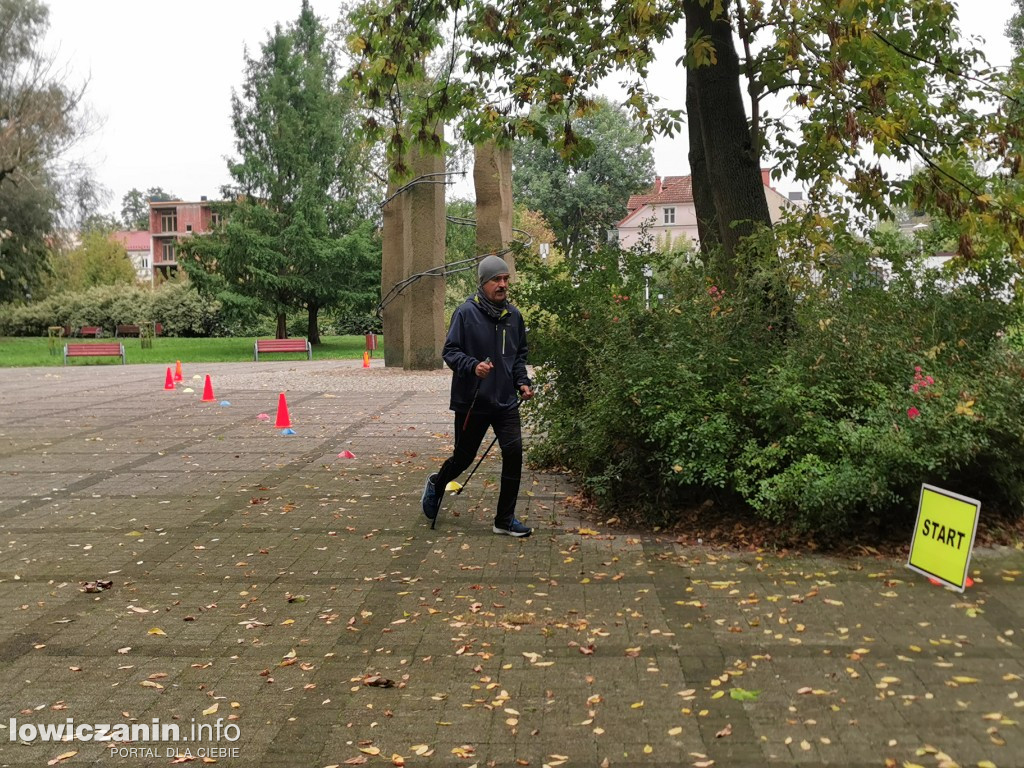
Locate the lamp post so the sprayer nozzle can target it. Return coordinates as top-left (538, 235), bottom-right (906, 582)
top-left (643, 265), bottom-right (653, 309)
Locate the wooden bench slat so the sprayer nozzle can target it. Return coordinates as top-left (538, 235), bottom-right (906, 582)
top-left (253, 339), bottom-right (312, 361)
top-left (64, 343), bottom-right (126, 365)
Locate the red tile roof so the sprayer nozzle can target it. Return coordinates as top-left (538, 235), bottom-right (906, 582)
top-left (625, 175), bottom-right (693, 212)
top-left (110, 231), bottom-right (151, 251)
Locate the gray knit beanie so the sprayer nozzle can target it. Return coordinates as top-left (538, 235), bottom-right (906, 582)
top-left (478, 255), bottom-right (510, 286)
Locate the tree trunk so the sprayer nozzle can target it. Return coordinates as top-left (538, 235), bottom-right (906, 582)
top-left (686, 71), bottom-right (719, 254)
top-left (685, 0), bottom-right (772, 282)
top-left (276, 312), bottom-right (287, 339)
top-left (307, 304), bottom-right (320, 344)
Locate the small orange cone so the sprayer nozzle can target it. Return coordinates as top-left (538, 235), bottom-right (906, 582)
top-left (201, 375), bottom-right (215, 402)
top-left (362, 351), bottom-right (370, 368)
top-left (174, 360), bottom-right (183, 381)
top-left (164, 367), bottom-right (175, 390)
top-left (275, 392), bottom-right (292, 428)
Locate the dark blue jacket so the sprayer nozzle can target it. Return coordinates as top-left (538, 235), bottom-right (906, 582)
top-left (443, 295), bottom-right (531, 414)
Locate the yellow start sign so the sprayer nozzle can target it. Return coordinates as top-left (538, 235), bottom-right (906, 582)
top-left (907, 484), bottom-right (980, 592)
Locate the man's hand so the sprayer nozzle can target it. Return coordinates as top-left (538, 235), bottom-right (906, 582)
top-left (519, 384), bottom-right (534, 400)
top-left (475, 360), bottom-right (494, 379)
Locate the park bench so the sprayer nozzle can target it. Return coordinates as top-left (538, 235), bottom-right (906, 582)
top-left (115, 324), bottom-right (140, 337)
top-left (254, 338), bottom-right (312, 361)
top-left (78, 326), bottom-right (102, 338)
top-left (63, 342), bottom-right (126, 365)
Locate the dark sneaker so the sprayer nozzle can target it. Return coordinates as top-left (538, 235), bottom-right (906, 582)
top-left (493, 518), bottom-right (532, 537)
top-left (421, 473), bottom-right (441, 520)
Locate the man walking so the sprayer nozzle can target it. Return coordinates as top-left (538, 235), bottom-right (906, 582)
top-left (421, 255), bottom-right (534, 536)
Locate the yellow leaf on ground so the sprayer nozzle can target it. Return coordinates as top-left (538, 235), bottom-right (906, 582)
top-left (202, 703), bottom-right (218, 716)
top-left (148, 628), bottom-right (167, 636)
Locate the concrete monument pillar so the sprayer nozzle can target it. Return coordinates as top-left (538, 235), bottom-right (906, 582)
top-left (380, 176), bottom-right (409, 368)
top-left (474, 141), bottom-right (515, 275)
top-left (403, 132), bottom-right (446, 370)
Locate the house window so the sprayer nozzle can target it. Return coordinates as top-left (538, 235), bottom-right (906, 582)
top-left (186, 224), bottom-right (193, 233)
top-left (162, 242), bottom-right (176, 262)
top-left (142, 257), bottom-right (149, 268)
top-left (663, 207), bottom-right (676, 225)
top-left (160, 210), bottom-right (178, 232)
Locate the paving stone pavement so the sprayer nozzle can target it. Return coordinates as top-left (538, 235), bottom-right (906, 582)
top-left (0, 360), bottom-right (1021, 768)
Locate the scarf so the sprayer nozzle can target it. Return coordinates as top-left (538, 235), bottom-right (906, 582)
top-left (474, 291), bottom-right (507, 320)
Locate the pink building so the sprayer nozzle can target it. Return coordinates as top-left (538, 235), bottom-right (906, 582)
top-left (149, 198), bottom-right (221, 283)
top-left (615, 170), bottom-right (798, 251)
top-left (109, 230), bottom-right (152, 281)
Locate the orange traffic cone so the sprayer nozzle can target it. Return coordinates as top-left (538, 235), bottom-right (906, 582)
top-left (275, 392), bottom-right (292, 428)
top-left (201, 375), bottom-right (215, 402)
top-left (362, 351), bottom-right (370, 368)
top-left (164, 367), bottom-right (175, 390)
top-left (174, 360), bottom-right (183, 382)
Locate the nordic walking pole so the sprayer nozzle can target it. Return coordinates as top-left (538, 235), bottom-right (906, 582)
top-left (455, 395), bottom-right (522, 498)
top-left (432, 433), bottom-right (495, 530)
top-left (433, 358), bottom-right (492, 531)
top-left (455, 434), bottom-right (499, 497)
top-left (462, 357), bottom-right (491, 432)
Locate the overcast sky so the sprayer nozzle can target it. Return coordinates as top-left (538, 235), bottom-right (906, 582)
top-left (44, 0), bottom-right (1018, 219)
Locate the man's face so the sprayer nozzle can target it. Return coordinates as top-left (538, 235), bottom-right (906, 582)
top-left (482, 273), bottom-right (510, 303)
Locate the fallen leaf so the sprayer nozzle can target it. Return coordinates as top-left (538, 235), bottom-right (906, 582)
top-left (148, 628), bottom-right (167, 636)
top-left (47, 752), bottom-right (78, 765)
top-left (202, 703), bottom-right (219, 716)
top-left (730, 688), bottom-right (760, 701)
top-left (716, 723), bottom-right (732, 738)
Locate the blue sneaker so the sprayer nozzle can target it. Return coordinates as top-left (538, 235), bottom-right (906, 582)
top-left (421, 473), bottom-right (441, 520)
top-left (493, 518), bottom-right (532, 537)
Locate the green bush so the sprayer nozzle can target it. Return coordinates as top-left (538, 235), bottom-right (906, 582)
top-left (518, 236), bottom-right (1024, 539)
top-left (332, 310), bottom-right (382, 335)
top-left (0, 283), bottom-right (224, 337)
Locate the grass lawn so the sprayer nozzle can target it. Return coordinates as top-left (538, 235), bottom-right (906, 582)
top-left (0, 335), bottom-right (384, 367)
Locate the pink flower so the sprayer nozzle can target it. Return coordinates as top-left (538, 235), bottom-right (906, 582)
top-left (914, 366), bottom-right (922, 373)
top-left (911, 384), bottom-right (920, 393)
top-left (907, 407), bottom-right (921, 420)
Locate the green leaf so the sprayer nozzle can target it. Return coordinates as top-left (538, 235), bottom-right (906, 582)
top-left (730, 688), bottom-right (761, 701)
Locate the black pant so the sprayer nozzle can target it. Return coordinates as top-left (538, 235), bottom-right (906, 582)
top-left (433, 407), bottom-right (523, 527)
